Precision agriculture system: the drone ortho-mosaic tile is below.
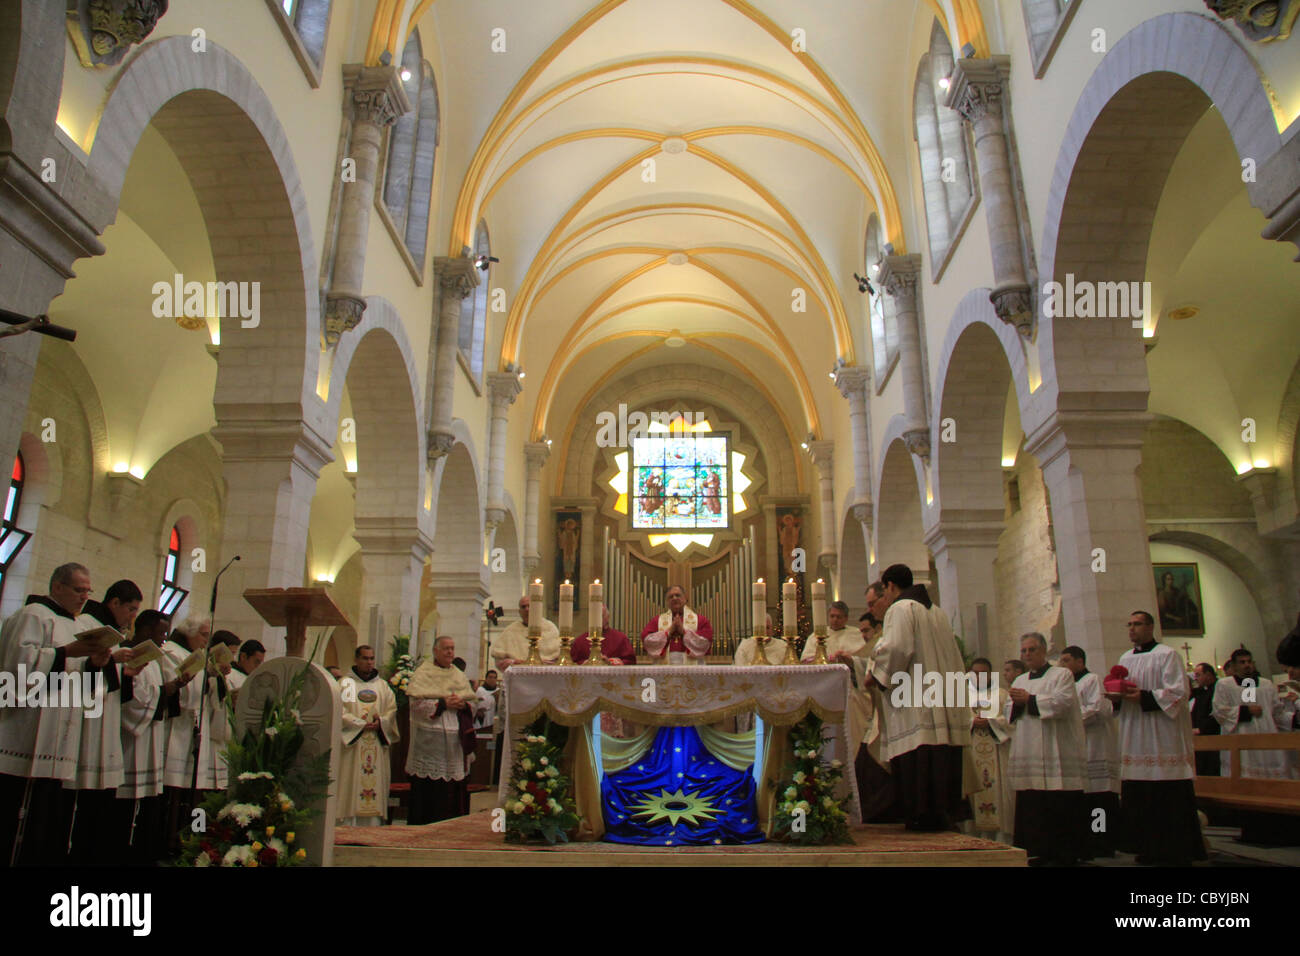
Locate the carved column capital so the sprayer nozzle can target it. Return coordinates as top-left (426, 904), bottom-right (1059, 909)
top-left (833, 365), bottom-right (871, 401)
top-left (1204, 0), bottom-right (1299, 42)
top-left (487, 371), bottom-right (524, 410)
top-left (990, 282), bottom-right (1035, 339)
top-left (524, 441), bottom-right (551, 472)
top-left (944, 57), bottom-right (1009, 124)
top-left (342, 64), bottom-right (411, 128)
top-left (434, 256), bottom-right (480, 300)
top-left (324, 294), bottom-right (366, 345)
top-left (877, 254), bottom-right (923, 303)
top-left (902, 427), bottom-right (932, 463)
top-left (427, 428), bottom-right (456, 463)
top-left (851, 502), bottom-right (873, 527)
top-left (68, 0), bottom-right (169, 68)
top-left (806, 440), bottom-right (834, 477)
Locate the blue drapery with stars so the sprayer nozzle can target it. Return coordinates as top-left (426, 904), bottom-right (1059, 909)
top-left (600, 726), bottom-right (764, 845)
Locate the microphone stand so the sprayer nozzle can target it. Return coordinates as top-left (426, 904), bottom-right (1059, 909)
top-left (188, 555), bottom-right (239, 818)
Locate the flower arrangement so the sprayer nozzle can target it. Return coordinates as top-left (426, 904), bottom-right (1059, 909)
top-left (504, 729), bottom-right (581, 844)
top-left (178, 651), bottom-right (331, 867)
top-left (771, 715), bottom-right (852, 845)
top-left (382, 634), bottom-right (417, 708)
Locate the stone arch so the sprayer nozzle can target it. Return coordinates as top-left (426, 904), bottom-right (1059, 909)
top-left (321, 297), bottom-right (428, 533)
top-left (489, 491), bottom-right (523, 613)
top-left (427, 421), bottom-right (489, 666)
top-left (1275, 356), bottom-right (1300, 524)
top-left (31, 344), bottom-right (113, 525)
top-left (875, 435), bottom-right (930, 583)
top-left (561, 365), bottom-right (801, 499)
top-left (1146, 526), bottom-right (1288, 661)
top-left (87, 36), bottom-right (321, 413)
top-left (1035, 12), bottom-right (1285, 413)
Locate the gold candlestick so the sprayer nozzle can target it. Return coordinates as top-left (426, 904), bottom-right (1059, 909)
top-left (584, 629), bottom-right (606, 665)
top-left (525, 627), bottom-right (543, 665)
top-left (751, 624), bottom-right (771, 666)
top-left (782, 624), bottom-right (800, 665)
top-left (558, 629), bottom-right (574, 666)
top-left (810, 625), bottom-right (829, 665)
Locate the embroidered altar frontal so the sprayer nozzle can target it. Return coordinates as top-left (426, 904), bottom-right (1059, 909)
top-left (500, 665), bottom-right (858, 842)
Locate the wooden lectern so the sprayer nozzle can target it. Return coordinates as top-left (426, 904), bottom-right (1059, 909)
top-left (243, 587), bottom-right (349, 658)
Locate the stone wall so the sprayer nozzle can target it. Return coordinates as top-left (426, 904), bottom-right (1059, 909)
top-left (993, 452), bottom-right (1059, 664)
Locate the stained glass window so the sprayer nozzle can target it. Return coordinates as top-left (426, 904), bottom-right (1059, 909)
top-left (159, 525), bottom-right (189, 616)
top-left (630, 434), bottom-right (729, 530)
top-left (0, 452), bottom-right (32, 604)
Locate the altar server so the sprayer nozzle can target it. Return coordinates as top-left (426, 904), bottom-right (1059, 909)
top-left (1212, 648), bottom-right (1289, 779)
top-left (1058, 645), bottom-right (1121, 857)
top-left (115, 609), bottom-right (170, 863)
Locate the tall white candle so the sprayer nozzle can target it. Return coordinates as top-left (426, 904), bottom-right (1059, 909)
top-left (751, 578), bottom-right (766, 634)
top-left (811, 578), bottom-right (827, 628)
top-left (782, 578), bottom-right (797, 633)
top-left (529, 579), bottom-right (543, 632)
top-left (589, 579), bottom-right (603, 635)
top-left (559, 580), bottom-right (573, 632)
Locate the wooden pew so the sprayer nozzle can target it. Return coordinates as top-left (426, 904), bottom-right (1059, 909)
top-left (1193, 733), bottom-right (1300, 814)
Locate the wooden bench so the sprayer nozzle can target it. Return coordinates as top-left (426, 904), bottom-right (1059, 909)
top-left (1193, 733), bottom-right (1300, 814)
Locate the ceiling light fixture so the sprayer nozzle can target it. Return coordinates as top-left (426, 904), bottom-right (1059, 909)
top-left (400, 68), bottom-right (412, 82)
top-left (474, 254), bottom-right (499, 272)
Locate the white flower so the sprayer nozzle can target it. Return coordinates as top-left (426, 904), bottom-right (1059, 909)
top-left (545, 766), bottom-right (558, 778)
top-left (265, 726), bottom-right (278, 738)
top-left (784, 786), bottom-right (797, 800)
top-left (521, 793), bottom-right (534, 805)
top-left (792, 771), bottom-right (806, 785)
top-left (237, 771), bottom-right (274, 782)
top-left (222, 845), bottom-right (253, 867)
top-left (516, 779), bottom-right (529, 791)
top-left (781, 801), bottom-right (794, 813)
top-left (521, 758), bottom-right (533, 770)
top-left (290, 708), bottom-right (302, 724)
top-left (822, 796), bottom-right (836, 809)
top-left (795, 800), bottom-right (811, 814)
top-left (536, 771), bottom-right (546, 779)
top-left (194, 854), bottom-right (210, 867)
top-left (218, 802), bottom-right (264, 828)
top-left (268, 837), bottom-right (287, 856)
top-left (539, 757), bottom-right (549, 766)
top-left (830, 759), bottom-right (842, 769)
top-left (806, 749), bottom-right (817, 759)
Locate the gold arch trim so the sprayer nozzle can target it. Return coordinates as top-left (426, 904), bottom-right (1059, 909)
top-left (549, 334), bottom-right (808, 498)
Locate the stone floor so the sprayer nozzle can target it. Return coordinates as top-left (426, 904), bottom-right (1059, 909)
top-left (1083, 825), bottom-right (1300, 867)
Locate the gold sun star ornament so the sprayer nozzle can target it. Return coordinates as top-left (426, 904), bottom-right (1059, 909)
top-left (628, 788), bottom-right (724, 827)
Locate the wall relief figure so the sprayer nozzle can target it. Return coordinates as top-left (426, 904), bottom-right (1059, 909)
top-left (1204, 0), bottom-right (1298, 41)
top-left (67, 0), bottom-right (170, 68)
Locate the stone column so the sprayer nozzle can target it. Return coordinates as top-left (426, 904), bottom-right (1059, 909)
top-left (578, 500), bottom-right (597, 608)
top-left (763, 500), bottom-right (779, 585)
top-left (1025, 411), bottom-right (1156, 667)
top-left (924, 516), bottom-right (1003, 657)
top-left (522, 441), bottom-right (550, 575)
top-left (426, 571), bottom-right (491, 673)
top-left (325, 65), bottom-right (410, 345)
top-left (878, 254), bottom-right (930, 460)
top-left (484, 371), bottom-right (523, 533)
top-left (807, 440), bottom-right (837, 573)
top-left (427, 256), bottom-right (478, 459)
top-left (835, 366), bottom-right (874, 572)
top-left (211, 417), bottom-right (334, 657)
top-left (947, 57), bottom-right (1034, 337)
top-left (354, 518), bottom-right (433, 651)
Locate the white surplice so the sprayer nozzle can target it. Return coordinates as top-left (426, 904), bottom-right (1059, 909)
top-left (970, 686), bottom-right (1014, 834)
top-left (1076, 671), bottom-right (1120, 794)
top-left (1212, 675), bottom-right (1290, 779)
top-left (0, 601), bottom-right (88, 782)
top-left (869, 595), bottom-right (971, 762)
top-left (733, 636), bottom-right (788, 666)
top-left (490, 619), bottom-right (561, 665)
top-left (337, 671), bottom-right (399, 824)
top-left (160, 641), bottom-right (230, 790)
top-left (1115, 642), bottom-right (1194, 782)
top-left (67, 611), bottom-right (125, 791)
top-left (1006, 666), bottom-right (1086, 791)
top-left (118, 660), bottom-right (165, 798)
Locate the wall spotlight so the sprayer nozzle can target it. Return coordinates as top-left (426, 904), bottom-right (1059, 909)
top-left (853, 272), bottom-right (875, 295)
top-left (400, 68), bottom-right (412, 82)
top-left (474, 254), bottom-right (499, 272)
top-left (938, 76), bottom-right (951, 91)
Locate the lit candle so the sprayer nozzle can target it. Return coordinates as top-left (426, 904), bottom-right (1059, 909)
top-left (751, 578), bottom-right (766, 634)
top-left (529, 579), bottom-right (543, 631)
top-left (589, 579), bottom-right (603, 635)
top-left (782, 578), bottom-right (797, 633)
top-left (811, 578), bottom-right (827, 628)
top-left (559, 580), bottom-right (573, 632)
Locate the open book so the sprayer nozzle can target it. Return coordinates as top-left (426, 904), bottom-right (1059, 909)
top-left (125, 640), bottom-right (164, 668)
top-left (73, 626), bottom-right (124, 652)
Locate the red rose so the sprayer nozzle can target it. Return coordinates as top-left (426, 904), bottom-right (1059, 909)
top-left (1108, 665), bottom-right (1129, 680)
top-left (259, 847), bottom-right (279, 867)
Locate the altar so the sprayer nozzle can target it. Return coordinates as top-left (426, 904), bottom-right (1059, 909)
top-left (498, 664), bottom-right (861, 842)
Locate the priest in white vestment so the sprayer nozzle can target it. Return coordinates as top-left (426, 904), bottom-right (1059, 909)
top-left (967, 658), bottom-right (1014, 843)
top-left (865, 565), bottom-right (969, 831)
top-left (1059, 645), bottom-right (1120, 857)
top-left (641, 585), bottom-right (713, 664)
top-left (406, 636), bottom-right (476, 823)
top-left (338, 645), bottom-right (400, 826)
top-left (1212, 649), bottom-right (1290, 779)
top-left (68, 579), bottom-right (144, 864)
top-left (1006, 632), bottom-right (1088, 865)
top-left (491, 595), bottom-right (561, 668)
top-left (734, 615), bottom-right (787, 666)
top-left (1109, 611), bottom-right (1206, 865)
top-left (802, 601), bottom-right (875, 774)
top-left (0, 563), bottom-right (111, 865)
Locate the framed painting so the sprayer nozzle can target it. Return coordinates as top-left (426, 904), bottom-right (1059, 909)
top-left (1153, 562), bottom-right (1204, 636)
